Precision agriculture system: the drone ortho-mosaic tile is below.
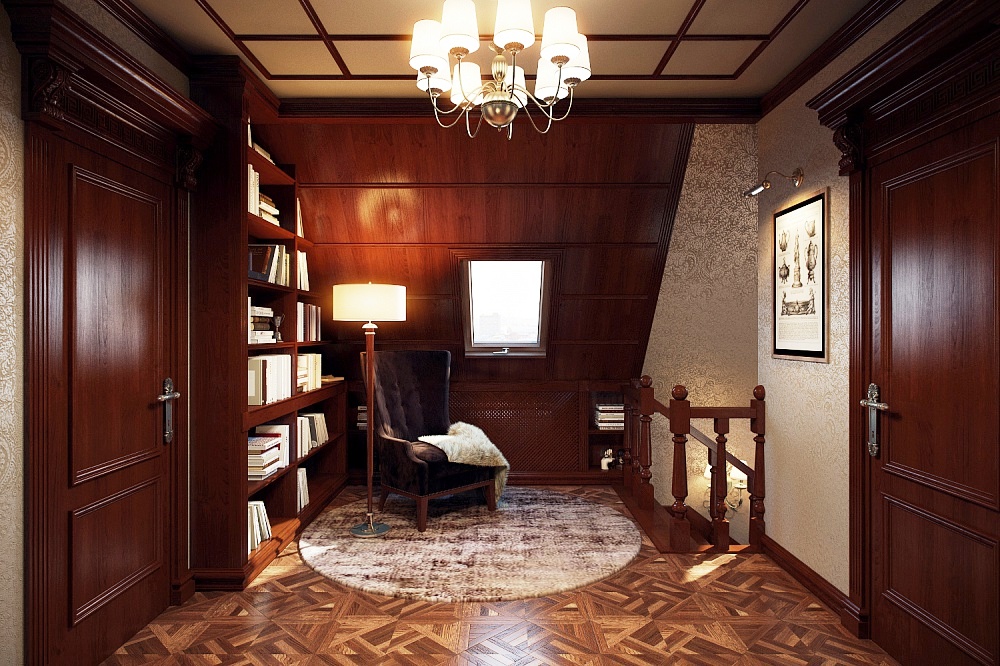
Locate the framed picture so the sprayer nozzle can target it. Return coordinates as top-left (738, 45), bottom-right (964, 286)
top-left (772, 190), bottom-right (828, 362)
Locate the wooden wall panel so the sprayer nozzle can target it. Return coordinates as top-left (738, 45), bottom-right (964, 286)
top-left (257, 121), bottom-right (694, 479)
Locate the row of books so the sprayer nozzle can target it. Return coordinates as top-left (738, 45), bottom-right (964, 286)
top-left (297, 412), bottom-right (330, 456)
top-left (248, 243), bottom-right (291, 287)
top-left (297, 302), bottom-right (321, 342)
top-left (594, 402), bottom-right (625, 431)
top-left (246, 123), bottom-right (305, 237)
top-left (296, 468), bottom-right (310, 512)
top-left (247, 500), bottom-right (272, 554)
top-left (248, 354), bottom-right (293, 405)
top-left (297, 353), bottom-right (322, 393)
top-left (356, 404), bottom-right (367, 431)
top-left (297, 250), bottom-right (310, 291)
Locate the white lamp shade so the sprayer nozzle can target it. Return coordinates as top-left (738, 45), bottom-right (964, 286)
top-left (494, 0), bottom-right (535, 51)
top-left (416, 70), bottom-right (452, 94)
top-left (332, 283), bottom-right (407, 322)
top-left (440, 0), bottom-right (479, 55)
top-left (410, 20), bottom-right (448, 74)
top-left (450, 61), bottom-right (484, 106)
top-left (561, 33), bottom-right (591, 83)
top-left (703, 464), bottom-right (713, 480)
top-left (502, 64), bottom-right (528, 107)
top-left (540, 7), bottom-right (580, 63)
top-left (534, 58), bottom-right (569, 101)
top-left (730, 460), bottom-right (749, 484)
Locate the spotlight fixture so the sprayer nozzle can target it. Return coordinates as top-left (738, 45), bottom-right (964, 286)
top-left (410, 0), bottom-right (590, 139)
top-left (743, 168), bottom-right (804, 198)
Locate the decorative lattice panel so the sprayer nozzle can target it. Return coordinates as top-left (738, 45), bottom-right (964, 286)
top-left (450, 392), bottom-right (580, 472)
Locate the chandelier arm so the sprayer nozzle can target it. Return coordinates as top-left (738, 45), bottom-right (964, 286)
top-left (516, 100), bottom-right (555, 135)
top-left (465, 106), bottom-right (487, 139)
top-left (431, 95), bottom-right (473, 129)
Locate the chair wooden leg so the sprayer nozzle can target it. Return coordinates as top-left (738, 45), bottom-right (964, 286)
top-left (378, 485), bottom-right (388, 511)
top-left (485, 481), bottom-right (497, 512)
top-left (416, 498), bottom-right (428, 532)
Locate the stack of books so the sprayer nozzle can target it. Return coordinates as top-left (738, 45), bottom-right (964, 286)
top-left (255, 424), bottom-right (290, 467)
top-left (247, 301), bottom-right (275, 344)
top-left (296, 302), bottom-right (321, 342)
top-left (247, 164), bottom-right (260, 216)
top-left (248, 243), bottom-right (290, 286)
top-left (356, 405), bottom-right (368, 431)
top-left (248, 433), bottom-right (282, 480)
top-left (296, 353), bottom-right (322, 393)
top-left (297, 250), bottom-right (310, 291)
top-left (258, 193), bottom-right (280, 226)
top-left (247, 500), bottom-right (272, 554)
top-left (296, 468), bottom-right (310, 512)
top-left (594, 402), bottom-right (625, 430)
top-left (248, 354), bottom-right (292, 405)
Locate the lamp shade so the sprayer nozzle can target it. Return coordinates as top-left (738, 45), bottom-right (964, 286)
top-left (440, 0), bottom-right (479, 56)
top-left (730, 460), bottom-right (749, 485)
top-left (417, 70), bottom-right (452, 94)
top-left (410, 20), bottom-right (448, 73)
top-left (561, 32), bottom-right (591, 84)
top-left (332, 283), bottom-right (407, 322)
top-left (540, 7), bottom-right (580, 63)
top-left (534, 58), bottom-right (570, 101)
top-left (494, 0), bottom-right (535, 51)
top-left (502, 64), bottom-right (528, 107)
top-left (450, 60), bottom-right (484, 106)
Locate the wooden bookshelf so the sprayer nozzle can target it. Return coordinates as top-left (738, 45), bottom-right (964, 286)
top-left (189, 63), bottom-right (346, 591)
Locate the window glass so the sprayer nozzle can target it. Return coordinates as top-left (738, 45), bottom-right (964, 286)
top-left (469, 260), bottom-right (544, 346)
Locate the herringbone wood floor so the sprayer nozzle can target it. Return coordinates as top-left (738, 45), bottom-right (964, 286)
top-left (104, 486), bottom-right (896, 665)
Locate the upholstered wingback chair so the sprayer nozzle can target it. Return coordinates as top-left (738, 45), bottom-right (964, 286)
top-left (365, 350), bottom-right (496, 531)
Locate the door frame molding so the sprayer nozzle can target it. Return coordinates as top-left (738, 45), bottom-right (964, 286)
top-left (807, 0), bottom-right (1000, 638)
top-left (4, 2), bottom-right (213, 662)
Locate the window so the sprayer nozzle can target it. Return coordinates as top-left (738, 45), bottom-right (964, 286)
top-left (461, 259), bottom-right (551, 356)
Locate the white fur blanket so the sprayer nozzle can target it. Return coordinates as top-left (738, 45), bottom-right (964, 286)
top-left (418, 422), bottom-right (509, 500)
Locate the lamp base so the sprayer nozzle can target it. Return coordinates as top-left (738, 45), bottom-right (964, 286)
top-left (350, 512), bottom-right (390, 538)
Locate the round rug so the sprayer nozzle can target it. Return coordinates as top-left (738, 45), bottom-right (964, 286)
top-left (298, 487), bottom-right (642, 602)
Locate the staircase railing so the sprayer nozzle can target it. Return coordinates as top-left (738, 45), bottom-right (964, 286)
top-left (619, 376), bottom-right (766, 553)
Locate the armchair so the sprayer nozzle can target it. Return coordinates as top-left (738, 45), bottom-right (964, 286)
top-left (365, 350), bottom-right (496, 531)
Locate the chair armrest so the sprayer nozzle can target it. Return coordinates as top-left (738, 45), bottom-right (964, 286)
top-left (376, 432), bottom-right (430, 493)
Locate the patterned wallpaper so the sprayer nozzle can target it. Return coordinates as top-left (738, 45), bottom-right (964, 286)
top-left (0, 8), bottom-right (23, 665)
top-left (757, 0), bottom-right (942, 594)
top-left (643, 124), bottom-right (760, 543)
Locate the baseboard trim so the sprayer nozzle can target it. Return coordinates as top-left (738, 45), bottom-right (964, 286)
top-left (761, 535), bottom-right (868, 636)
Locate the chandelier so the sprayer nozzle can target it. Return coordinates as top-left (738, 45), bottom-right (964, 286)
top-left (409, 0), bottom-right (591, 139)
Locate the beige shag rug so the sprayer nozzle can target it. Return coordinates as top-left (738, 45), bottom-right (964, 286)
top-left (298, 487), bottom-right (641, 602)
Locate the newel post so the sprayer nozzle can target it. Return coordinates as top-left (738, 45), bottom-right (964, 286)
top-left (749, 385), bottom-right (767, 550)
top-left (667, 385), bottom-right (691, 551)
top-left (637, 376), bottom-right (655, 510)
top-left (622, 399), bottom-right (634, 492)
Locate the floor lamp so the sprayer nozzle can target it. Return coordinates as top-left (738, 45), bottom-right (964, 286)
top-left (332, 282), bottom-right (407, 538)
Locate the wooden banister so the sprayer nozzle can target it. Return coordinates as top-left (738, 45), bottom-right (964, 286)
top-left (616, 380), bottom-right (767, 555)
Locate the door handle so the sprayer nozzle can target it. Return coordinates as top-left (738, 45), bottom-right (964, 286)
top-left (157, 377), bottom-right (181, 444)
top-left (860, 383), bottom-right (888, 457)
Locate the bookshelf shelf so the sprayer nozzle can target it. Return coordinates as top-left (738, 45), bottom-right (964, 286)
top-left (190, 69), bottom-right (347, 592)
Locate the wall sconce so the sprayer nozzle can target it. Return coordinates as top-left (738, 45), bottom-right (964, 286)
top-left (743, 168), bottom-right (804, 197)
top-left (703, 460), bottom-right (749, 511)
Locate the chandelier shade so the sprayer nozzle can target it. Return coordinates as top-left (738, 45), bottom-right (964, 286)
top-left (410, 0), bottom-right (589, 139)
top-left (440, 0), bottom-right (480, 56)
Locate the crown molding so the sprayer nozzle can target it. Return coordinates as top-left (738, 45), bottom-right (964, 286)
top-left (91, 0), bottom-right (191, 74)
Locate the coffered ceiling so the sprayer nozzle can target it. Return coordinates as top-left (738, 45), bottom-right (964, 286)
top-left (128, 0), bottom-right (873, 99)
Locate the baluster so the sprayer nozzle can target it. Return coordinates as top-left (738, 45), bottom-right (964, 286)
top-left (667, 384), bottom-right (691, 551)
top-left (713, 418), bottom-right (730, 551)
top-left (749, 385), bottom-right (766, 550)
top-left (630, 388), bottom-right (641, 487)
top-left (637, 376), bottom-right (654, 510)
top-left (622, 401), bottom-right (634, 491)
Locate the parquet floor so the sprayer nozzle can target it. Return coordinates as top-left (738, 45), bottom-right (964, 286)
top-left (105, 486), bottom-right (896, 665)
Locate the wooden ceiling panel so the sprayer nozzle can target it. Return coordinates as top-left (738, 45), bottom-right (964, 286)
top-left (560, 247), bottom-right (662, 295)
top-left (300, 187), bottom-right (667, 244)
top-left (662, 40), bottom-right (762, 76)
top-left (205, 0), bottom-right (316, 35)
top-left (308, 246), bottom-right (459, 295)
top-left (246, 41), bottom-right (343, 76)
top-left (256, 123), bottom-right (685, 185)
top-left (586, 41), bottom-right (669, 76)
top-left (335, 40), bottom-right (412, 77)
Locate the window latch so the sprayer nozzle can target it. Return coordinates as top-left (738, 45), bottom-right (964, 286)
top-left (492, 347), bottom-right (510, 355)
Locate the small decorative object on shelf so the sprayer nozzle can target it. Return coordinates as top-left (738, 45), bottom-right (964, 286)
top-left (600, 448), bottom-right (615, 470)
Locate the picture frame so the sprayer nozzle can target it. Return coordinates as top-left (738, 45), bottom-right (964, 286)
top-left (772, 190), bottom-right (829, 362)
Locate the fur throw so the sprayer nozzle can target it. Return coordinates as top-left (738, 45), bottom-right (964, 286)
top-left (418, 422), bottom-right (509, 500)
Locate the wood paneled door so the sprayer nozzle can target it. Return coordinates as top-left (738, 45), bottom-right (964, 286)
top-left (26, 126), bottom-right (182, 665)
top-left (865, 111), bottom-right (1000, 665)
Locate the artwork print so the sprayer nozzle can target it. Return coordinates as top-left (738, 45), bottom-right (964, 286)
top-left (773, 191), bottom-right (828, 362)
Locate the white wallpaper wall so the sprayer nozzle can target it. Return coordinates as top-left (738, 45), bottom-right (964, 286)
top-left (643, 124), bottom-right (760, 543)
top-left (757, 0), bottom-right (942, 594)
top-left (0, 9), bottom-right (23, 665)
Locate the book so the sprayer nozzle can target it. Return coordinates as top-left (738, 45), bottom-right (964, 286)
top-left (252, 142), bottom-right (274, 164)
top-left (248, 245), bottom-right (274, 281)
top-left (256, 423), bottom-right (291, 467)
top-left (296, 198), bottom-right (304, 237)
top-left (296, 468), bottom-right (309, 512)
top-left (248, 355), bottom-right (292, 405)
top-left (297, 251), bottom-right (310, 291)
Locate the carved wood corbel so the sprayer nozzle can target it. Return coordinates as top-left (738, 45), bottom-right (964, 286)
top-left (27, 56), bottom-right (72, 124)
top-left (832, 122), bottom-right (863, 176)
top-left (176, 138), bottom-right (204, 191)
